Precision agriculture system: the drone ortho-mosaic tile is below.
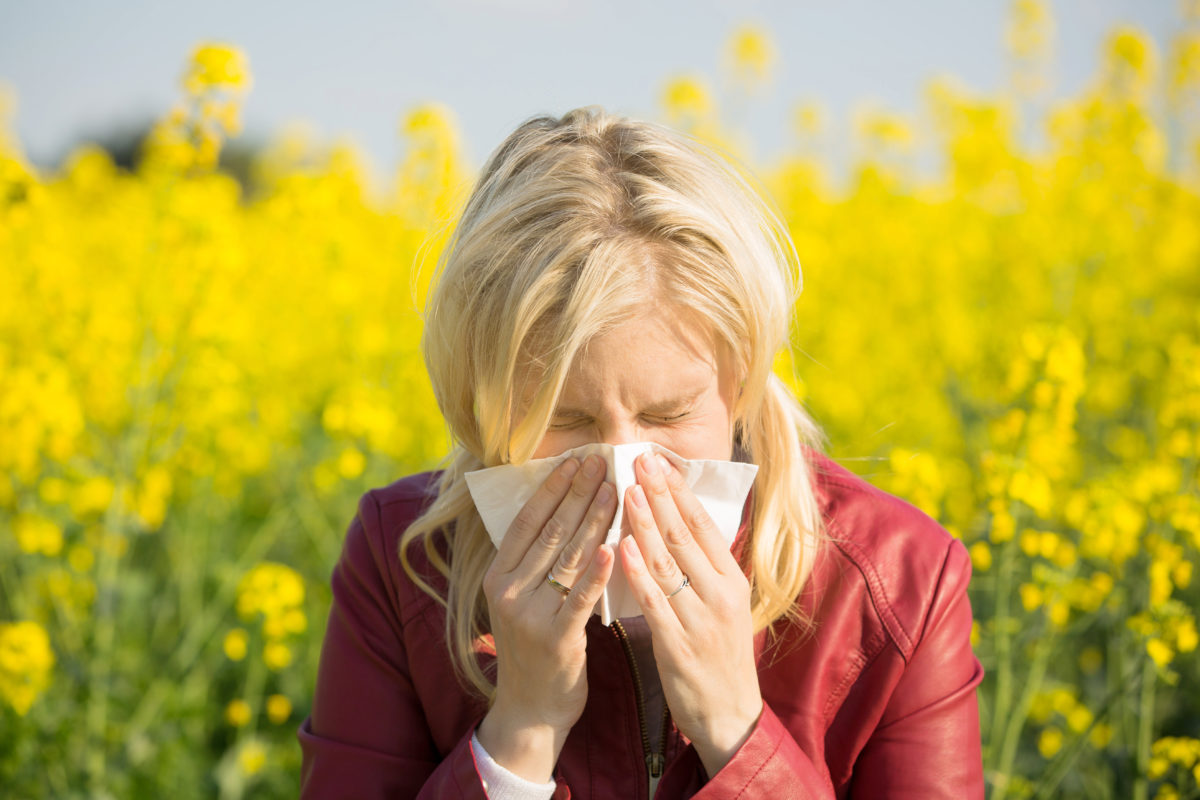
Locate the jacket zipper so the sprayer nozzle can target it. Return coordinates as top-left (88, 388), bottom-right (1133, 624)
top-left (611, 620), bottom-right (671, 796)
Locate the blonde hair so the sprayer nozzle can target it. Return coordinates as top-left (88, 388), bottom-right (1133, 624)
top-left (401, 107), bottom-right (828, 699)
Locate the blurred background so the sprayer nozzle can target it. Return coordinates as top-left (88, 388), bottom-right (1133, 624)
top-left (1, 1), bottom-right (1199, 798)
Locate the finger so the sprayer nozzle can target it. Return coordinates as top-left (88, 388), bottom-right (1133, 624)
top-left (512, 454), bottom-right (609, 585)
top-left (545, 480), bottom-right (616, 589)
top-left (554, 543), bottom-right (615, 634)
top-left (491, 457), bottom-right (580, 575)
top-left (634, 454), bottom-right (722, 591)
top-left (645, 453), bottom-right (740, 577)
top-left (625, 482), bottom-right (696, 603)
top-left (619, 535), bottom-right (683, 636)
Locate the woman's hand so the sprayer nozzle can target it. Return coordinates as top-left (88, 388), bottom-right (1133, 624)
top-left (620, 452), bottom-right (763, 778)
top-left (475, 454), bottom-right (617, 782)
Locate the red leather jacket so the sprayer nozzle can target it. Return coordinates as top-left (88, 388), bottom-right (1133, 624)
top-left (299, 451), bottom-right (985, 798)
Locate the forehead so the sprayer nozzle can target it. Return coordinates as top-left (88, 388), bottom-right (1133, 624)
top-left (556, 308), bottom-right (722, 405)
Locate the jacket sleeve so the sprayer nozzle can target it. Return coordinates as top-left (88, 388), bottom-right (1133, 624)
top-left (680, 538), bottom-right (983, 799)
top-left (298, 490), bottom-right (489, 799)
top-left (844, 539), bottom-right (985, 799)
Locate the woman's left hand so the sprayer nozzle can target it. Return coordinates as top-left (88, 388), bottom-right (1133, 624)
top-left (620, 451), bottom-right (764, 778)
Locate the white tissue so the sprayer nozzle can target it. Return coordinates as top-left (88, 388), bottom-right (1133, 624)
top-left (464, 442), bottom-right (758, 624)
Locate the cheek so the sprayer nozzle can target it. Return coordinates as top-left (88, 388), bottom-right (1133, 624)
top-left (531, 429), bottom-right (588, 460)
top-left (656, 415), bottom-right (734, 461)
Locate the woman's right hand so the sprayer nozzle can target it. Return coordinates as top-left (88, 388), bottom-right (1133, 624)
top-left (475, 454), bottom-right (616, 782)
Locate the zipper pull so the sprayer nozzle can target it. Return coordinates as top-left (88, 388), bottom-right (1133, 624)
top-left (646, 752), bottom-right (665, 778)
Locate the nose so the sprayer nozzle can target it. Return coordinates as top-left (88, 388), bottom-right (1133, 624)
top-left (596, 418), bottom-right (646, 447)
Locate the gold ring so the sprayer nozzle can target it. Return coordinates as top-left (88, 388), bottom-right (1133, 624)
top-left (546, 571), bottom-right (573, 596)
top-left (666, 574), bottom-right (690, 599)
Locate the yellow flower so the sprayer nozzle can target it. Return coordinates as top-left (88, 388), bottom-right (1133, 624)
top-left (726, 25), bottom-right (776, 86)
top-left (1104, 27), bottom-right (1157, 93)
top-left (0, 621), bottom-right (55, 715)
top-left (1019, 528), bottom-right (1041, 557)
top-left (71, 475), bottom-right (115, 519)
top-left (1176, 619), bottom-right (1198, 653)
top-left (1146, 637), bottom-right (1174, 667)
top-left (990, 510), bottom-right (1015, 543)
top-left (1067, 706), bottom-right (1093, 733)
top-left (266, 693), bottom-right (292, 724)
top-left (1047, 600), bottom-right (1070, 629)
top-left (182, 43), bottom-right (252, 95)
top-left (1019, 583), bottom-right (1043, 611)
top-left (225, 698), bottom-right (252, 727)
top-left (236, 562), bottom-right (306, 640)
top-left (67, 544), bottom-right (94, 573)
top-left (263, 641), bottom-right (293, 671)
top-left (336, 446), bottom-right (365, 479)
top-left (1090, 723), bottom-right (1113, 749)
top-left (1006, 0), bottom-right (1054, 60)
top-left (662, 76), bottom-right (714, 123)
top-left (237, 740), bottom-right (267, 775)
top-left (969, 541), bottom-right (993, 572)
top-left (793, 103), bottom-right (825, 137)
top-left (13, 513), bottom-right (63, 557)
top-left (1038, 726), bottom-right (1064, 758)
top-left (223, 628), bottom-right (248, 662)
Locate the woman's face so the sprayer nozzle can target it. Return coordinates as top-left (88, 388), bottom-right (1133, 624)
top-left (530, 307), bottom-right (737, 461)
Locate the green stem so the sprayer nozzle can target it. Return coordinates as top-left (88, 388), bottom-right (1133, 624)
top-left (987, 522), bottom-right (1019, 785)
top-left (995, 623), bottom-right (1054, 795)
top-left (84, 476), bottom-right (128, 794)
top-left (123, 504), bottom-right (288, 744)
top-left (84, 333), bottom-right (161, 795)
top-left (1131, 656), bottom-right (1156, 800)
top-left (1033, 659), bottom-right (1143, 798)
top-left (220, 640), bottom-right (268, 800)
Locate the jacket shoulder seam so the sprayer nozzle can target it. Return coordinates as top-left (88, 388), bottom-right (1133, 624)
top-left (825, 511), bottom-right (915, 657)
top-left (358, 483), bottom-right (445, 628)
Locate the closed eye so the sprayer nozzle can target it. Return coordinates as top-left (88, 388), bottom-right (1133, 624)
top-left (645, 412), bottom-right (689, 424)
top-left (547, 416), bottom-right (589, 431)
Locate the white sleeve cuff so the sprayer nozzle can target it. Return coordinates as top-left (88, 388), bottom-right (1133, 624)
top-left (470, 730), bottom-right (558, 800)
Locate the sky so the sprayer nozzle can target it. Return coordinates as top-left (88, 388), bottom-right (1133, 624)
top-left (0, 0), bottom-right (1185, 174)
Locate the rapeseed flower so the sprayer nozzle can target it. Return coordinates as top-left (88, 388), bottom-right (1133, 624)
top-left (0, 621), bottom-right (54, 715)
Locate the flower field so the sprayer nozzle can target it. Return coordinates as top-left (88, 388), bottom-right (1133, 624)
top-left (2, 3), bottom-right (1199, 797)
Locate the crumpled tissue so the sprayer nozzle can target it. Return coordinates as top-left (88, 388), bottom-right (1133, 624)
top-left (464, 442), bottom-right (758, 624)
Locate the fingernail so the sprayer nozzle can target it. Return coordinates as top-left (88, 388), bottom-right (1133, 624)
top-left (597, 483), bottom-right (613, 504)
top-left (641, 453), bottom-right (659, 475)
top-left (630, 485), bottom-right (646, 508)
top-left (561, 458), bottom-right (579, 477)
top-left (655, 454), bottom-right (671, 474)
top-left (622, 536), bottom-right (641, 560)
top-left (584, 455), bottom-right (603, 478)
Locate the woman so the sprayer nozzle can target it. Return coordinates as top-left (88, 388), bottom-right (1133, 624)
top-left (299, 107), bottom-right (984, 798)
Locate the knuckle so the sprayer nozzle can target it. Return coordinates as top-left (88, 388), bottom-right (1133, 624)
top-left (558, 540), bottom-right (585, 571)
top-left (664, 522), bottom-right (692, 548)
top-left (546, 466), bottom-right (572, 494)
top-left (568, 476), bottom-right (594, 501)
top-left (539, 516), bottom-right (568, 547)
top-left (646, 479), bottom-right (672, 500)
top-left (663, 467), bottom-right (685, 489)
top-left (685, 506), bottom-right (715, 535)
top-left (650, 549), bottom-right (677, 578)
top-left (639, 587), bottom-right (663, 614)
top-left (567, 587), bottom-right (593, 613)
top-left (511, 503), bottom-right (540, 535)
top-left (584, 503), bottom-right (606, 528)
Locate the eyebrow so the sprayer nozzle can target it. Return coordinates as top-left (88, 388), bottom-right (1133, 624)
top-left (552, 387), bottom-right (707, 417)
